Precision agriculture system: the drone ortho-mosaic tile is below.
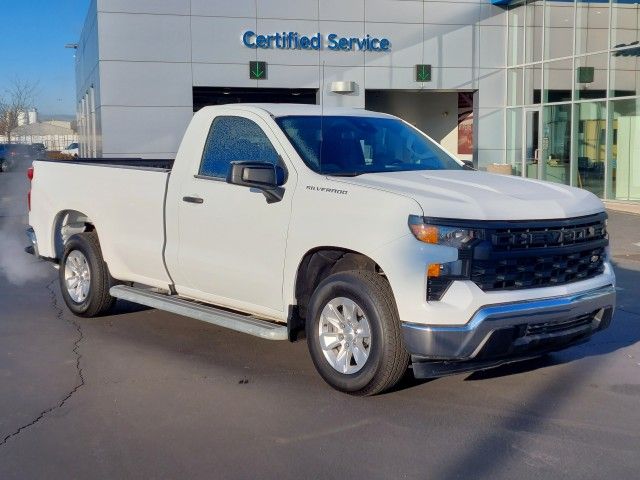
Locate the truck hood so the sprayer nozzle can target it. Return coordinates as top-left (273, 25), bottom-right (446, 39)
top-left (336, 170), bottom-right (604, 220)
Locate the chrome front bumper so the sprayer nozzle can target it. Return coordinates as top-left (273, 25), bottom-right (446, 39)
top-left (402, 285), bottom-right (616, 374)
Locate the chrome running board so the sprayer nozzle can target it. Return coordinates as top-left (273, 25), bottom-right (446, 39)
top-left (109, 285), bottom-right (288, 340)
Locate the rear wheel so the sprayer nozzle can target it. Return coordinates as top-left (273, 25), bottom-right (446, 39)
top-left (306, 270), bottom-right (409, 396)
top-left (59, 232), bottom-right (116, 317)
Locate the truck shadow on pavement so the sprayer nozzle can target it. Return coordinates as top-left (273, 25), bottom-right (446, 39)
top-left (109, 298), bottom-right (152, 316)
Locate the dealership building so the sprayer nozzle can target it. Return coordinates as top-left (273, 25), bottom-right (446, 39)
top-left (75, 0), bottom-right (639, 202)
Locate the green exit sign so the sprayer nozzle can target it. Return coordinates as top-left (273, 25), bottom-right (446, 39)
top-left (249, 61), bottom-right (267, 80)
top-left (577, 66), bottom-right (594, 83)
top-left (416, 64), bottom-right (432, 82)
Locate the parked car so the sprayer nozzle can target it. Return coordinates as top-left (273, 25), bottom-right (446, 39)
top-left (61, 142), bottom-right (79, 157)
top-left (26, 104), bottom-right (616, 395)
top-left (0, 144), bottom-right (38, 172)
top-left (31, 143), bottom-right (47, 157)
top-left (0, 144), bottom-right (9, 172)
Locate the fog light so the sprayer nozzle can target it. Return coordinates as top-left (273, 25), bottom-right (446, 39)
top-left (427, 263), bottom-right (441, 277)
top-left (426, 260), bottom-right (469, 301)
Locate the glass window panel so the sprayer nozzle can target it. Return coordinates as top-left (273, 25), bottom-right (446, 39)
top-left (610, 51), bottom-right (640, 98)
top-left (541, 104), bottom-right (572, 185)
top-left (576, 0), bottom-right (609, 54)
top-left (575, 53), bottom-right (608, 100)
top-left (574, 101), bottom-right (606, 197)
top-left (506, 108), bottom-right (523, 176)
top-left (508, 4), bottom-right (526, 66)
top-left (544, 58), bottom-right (573, 103)
top-left (545, 1), bottom-right (575, 60)
top-left (277, 116), bottom-right (463, 174)
top-left (609, 98), bottom-right (640, 201)
top-left (508, 68), bottom-right (524, 106)
top-left (612, 0), bottom-right (640, 48)
top-left (524, 109), bottom-right (541, 179)
top-left (525, 0), bottom-right (544, 63)
top-left (199, 116), bottom-right (279, 178)
top-left (524, 63), bottom-right (542, 104)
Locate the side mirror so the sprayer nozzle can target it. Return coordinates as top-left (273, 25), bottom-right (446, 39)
top-left (226, 161), bottom-right (286, 203)
top-left (461, 159), bottom-right (475, 171)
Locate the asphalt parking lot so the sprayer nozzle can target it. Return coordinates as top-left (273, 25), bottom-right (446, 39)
top-left (1, 163), bottom-right (639, 479)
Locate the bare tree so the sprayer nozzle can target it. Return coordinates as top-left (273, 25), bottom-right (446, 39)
top-left (0, 78), bottom-right (38, 142)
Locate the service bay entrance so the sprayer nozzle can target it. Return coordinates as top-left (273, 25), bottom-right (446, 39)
top-left (365, 90), bottom-right (475, 164)
top-left (193, 87), bottom-right (317, 111)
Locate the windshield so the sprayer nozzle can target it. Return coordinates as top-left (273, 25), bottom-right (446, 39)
top-left (276, 115), bottom-right (463, 176)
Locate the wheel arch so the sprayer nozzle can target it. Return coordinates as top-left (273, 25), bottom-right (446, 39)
top-left (292, 246), bottom-right (386, 322)
top-left (52, 209), bottom-right (97, 261)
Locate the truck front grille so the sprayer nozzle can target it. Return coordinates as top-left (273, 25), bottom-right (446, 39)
top-left (490, 216), bottom-right (606, 251)
top-left (470, 213), bottom-right (608, 292)
top-left (471, 246), bottom-right (606, 291)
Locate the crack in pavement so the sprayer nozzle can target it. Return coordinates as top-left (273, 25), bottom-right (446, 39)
top-left (0, 279), bottom-right (85, 447)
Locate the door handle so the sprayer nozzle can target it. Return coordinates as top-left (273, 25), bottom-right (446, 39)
top-left (183, 196), bottom-right (204, 204)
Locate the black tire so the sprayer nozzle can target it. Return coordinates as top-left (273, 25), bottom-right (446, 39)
top-left (59, 231), bottom-right (116, 317)
top-left (306, 270), bottom-right (409, 396)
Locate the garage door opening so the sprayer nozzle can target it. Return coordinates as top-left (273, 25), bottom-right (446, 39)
top-left (193, 87), bottom-right (317, 112)
top-left (365, 90), bottom-right (475, 162)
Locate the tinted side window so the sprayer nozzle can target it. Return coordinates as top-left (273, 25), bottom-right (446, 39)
top-left (199, 116), bottom-right (279, 178)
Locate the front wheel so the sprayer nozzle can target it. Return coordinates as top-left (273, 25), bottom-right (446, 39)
top-left (59, 232), bottom-right (116, 317)
top-left (306, 270), bottom-right (409, 396)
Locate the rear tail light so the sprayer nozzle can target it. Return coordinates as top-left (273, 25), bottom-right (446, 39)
top-left (27, 166), bottom-right (34, 211)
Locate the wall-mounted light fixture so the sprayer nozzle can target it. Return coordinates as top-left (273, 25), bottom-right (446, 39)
top-left (330, 81), bottom-right (356, 94)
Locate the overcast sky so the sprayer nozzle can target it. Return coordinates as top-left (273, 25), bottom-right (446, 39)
top-left (0, 0), bottom-right (89, 116)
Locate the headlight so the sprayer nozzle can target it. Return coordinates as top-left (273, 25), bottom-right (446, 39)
top-left (408, 215), bottom-right (476, 248)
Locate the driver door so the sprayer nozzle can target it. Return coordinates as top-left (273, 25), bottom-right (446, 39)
top-left (172, 112), bottom-right (294, 318)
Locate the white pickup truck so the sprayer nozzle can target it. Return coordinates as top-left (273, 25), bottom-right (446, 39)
top-left (26, 104), bottom-right (616, 395)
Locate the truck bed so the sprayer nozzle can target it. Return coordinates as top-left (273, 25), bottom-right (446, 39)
top-left (29, 159), bottom-right (174, 289)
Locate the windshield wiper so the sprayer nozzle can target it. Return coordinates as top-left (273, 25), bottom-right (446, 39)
top-left (324, 172), bottom-right (363, 177)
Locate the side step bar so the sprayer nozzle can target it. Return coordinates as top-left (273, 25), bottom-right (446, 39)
top-left (109, 285), bottom-right (288, 340)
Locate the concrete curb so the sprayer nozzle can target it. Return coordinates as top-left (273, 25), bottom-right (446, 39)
top-left (604, 202), bottom-right (640, 216)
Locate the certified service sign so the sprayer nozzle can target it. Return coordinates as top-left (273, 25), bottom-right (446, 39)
top-left (242, 31), bottom-right (391, 52)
